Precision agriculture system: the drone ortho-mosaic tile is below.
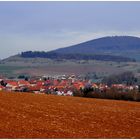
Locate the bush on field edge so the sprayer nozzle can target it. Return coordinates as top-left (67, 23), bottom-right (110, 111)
top-left (73, 87), bottom-right (140, 101)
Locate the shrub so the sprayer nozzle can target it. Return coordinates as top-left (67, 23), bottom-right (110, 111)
top-left (73, 88), bottom-right (84, 97)
top-left (75, 87), bottom-right (140, 101)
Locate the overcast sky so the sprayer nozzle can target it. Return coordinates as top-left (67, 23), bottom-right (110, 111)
top-left (0, 1), bottom-right (140, 59)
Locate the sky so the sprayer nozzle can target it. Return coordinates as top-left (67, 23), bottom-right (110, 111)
top-left (0, 1), bottom-right (140, 59)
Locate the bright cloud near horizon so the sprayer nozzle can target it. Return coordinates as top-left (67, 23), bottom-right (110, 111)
top-left (0, 1), bottom-right (140, 59)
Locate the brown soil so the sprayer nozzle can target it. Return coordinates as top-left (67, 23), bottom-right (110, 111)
top-left (0, 91), bottom-right (140, 138)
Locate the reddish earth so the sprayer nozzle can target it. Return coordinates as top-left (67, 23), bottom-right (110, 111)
top-left (0, 91), bottom-right (140, 138)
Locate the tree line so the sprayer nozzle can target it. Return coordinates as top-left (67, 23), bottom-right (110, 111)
top-left (20, 51), bottom-right (136, 62)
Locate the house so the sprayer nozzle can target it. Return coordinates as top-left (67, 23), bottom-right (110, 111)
top-left (6, 81), bottom-right (19, 91)
top-left (18, 80), bottom-right (30, 87)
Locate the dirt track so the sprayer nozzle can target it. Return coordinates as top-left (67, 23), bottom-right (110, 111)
top-left (0, 91), bottom-right (140, 138)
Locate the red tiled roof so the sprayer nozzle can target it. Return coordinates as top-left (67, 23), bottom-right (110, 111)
top-left (29, 80), bottom-right (37, 84)
top-left (55, 86), bottom-right (65, 89)
top-left (28, 85), bottom-right (46, 91)
top-left (18, 80), bottom-right (30, 86)
top-left (36, 81), bottom-right (44, 86)
top-left (53, 80), bottom-right (59, 86)
top-left (6, 81), bottom-right (18, 87)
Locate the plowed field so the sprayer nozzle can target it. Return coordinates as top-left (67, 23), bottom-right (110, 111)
top-left (0, 91), bottom-right (140, 138)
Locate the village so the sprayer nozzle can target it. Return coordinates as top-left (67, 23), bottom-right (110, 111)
top-left (0, 74), bottom-right (139, 98)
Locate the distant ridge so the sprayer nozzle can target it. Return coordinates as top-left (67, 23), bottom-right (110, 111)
top-left (50, 36), bottom-right (140, 54)
top-left (6, 35), bottom-right (140, 62)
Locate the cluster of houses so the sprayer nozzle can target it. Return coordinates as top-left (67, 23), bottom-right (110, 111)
top-left (0, 74), bottom-right (139, 96)
top-left (0, 74), bottom-right (87, 96)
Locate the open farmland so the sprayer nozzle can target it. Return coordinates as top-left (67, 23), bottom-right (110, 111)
top-left (0, 91), bottom-right (140, 138)
top-left (0, 58), bottom-right (137, 76)
top-left (2, 55), bottom-right (140, 77)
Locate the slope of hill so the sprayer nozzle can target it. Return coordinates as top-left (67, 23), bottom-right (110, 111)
top-left (52, 36), bottom-right (140, 54)
top-left (19, 36), bottom-right (140, 61)
top-left (48, 35), bottom-right (140, 61)
top-left (0, 91), bottom-right (140, 138)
